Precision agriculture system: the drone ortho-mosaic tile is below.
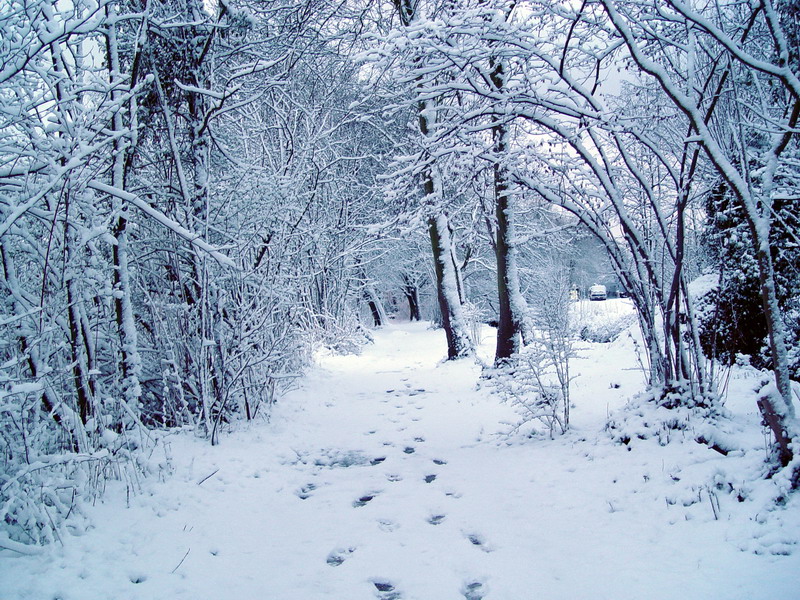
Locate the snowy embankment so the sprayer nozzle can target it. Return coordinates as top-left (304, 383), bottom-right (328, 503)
top-left (3, 312), bottom-right (800, 599)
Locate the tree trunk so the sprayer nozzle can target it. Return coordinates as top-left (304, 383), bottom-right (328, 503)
top-left (368, 301), bottom-right (383, 326)
top-left (491, 59), bottom-right (530, 362)
top-left (394, 0), bottom-right (473, 359)
top-left (364, 285), bottom-right (387, 327)
top-left (66, 251), bottom-right (95, 425)
top-left (493, 126), bottom-right (527, 360)
top-left (429, 214), bottom-right (473, 359)
top-left (107, 11), bottom-right (143, 408)
top-left (403, 275), bottom-right (421, 321)
top-left (752, 231), bottom-right (796, 466)
top-left (494, 171), bottom-right (517, 360)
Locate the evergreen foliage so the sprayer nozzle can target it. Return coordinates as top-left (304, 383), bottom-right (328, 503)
top-left (700, 184), bottom-right (800, 378)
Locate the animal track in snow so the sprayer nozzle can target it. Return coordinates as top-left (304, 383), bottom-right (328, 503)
top-left (427, 514), bottom-right (446, 525)
top-left (432, 458), bottom-right (447, 465)
top-left (424, 474), bottom-right (437, 483)
top-left (403, 446), bottom-right (415, 454)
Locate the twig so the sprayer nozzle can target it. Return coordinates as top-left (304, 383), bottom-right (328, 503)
top-left (707, 487), bottom-right (720, 521)
top-left (171, 548), bottom-right (191, 573)
top-left (196, 469), bottom-right (219, 485)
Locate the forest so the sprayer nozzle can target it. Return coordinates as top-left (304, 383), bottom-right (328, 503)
top-left (1, 0), bottom-right (799, 578)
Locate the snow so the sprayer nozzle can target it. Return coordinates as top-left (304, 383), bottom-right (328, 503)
top-left (688, 272), bottom-right (719, 300)
top-left (3, 318), bottom-right (800, 599)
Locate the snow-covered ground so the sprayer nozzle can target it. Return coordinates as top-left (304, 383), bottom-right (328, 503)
top-left (3, 307), bottom-right (800, 599)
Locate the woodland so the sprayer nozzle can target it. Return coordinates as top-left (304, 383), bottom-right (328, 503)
top-left (0, 0), bottom-right (799, 557)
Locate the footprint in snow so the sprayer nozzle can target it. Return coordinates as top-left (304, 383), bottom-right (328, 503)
top-left (353, 493), bottom-right (379, 507)
top-left (414, 436), bottom-right (425, 443)
top-left (424, 474), bottom-right (437, 483)
top-left (427, 514), bottom-right (446, 525)
top-left (433, 458), bottom-right (447, 465)
top-left (387, 474), bottom-right (402, 482)
top-left (403, 446), bottom-right (415, 454)
top-left (378, 519), bottom-right (399, 532)
top-left (370, 457), bottom-right (386, 466)
top-left (326, 547), bottom-right (356, 567)
top-left (373, 581), bottom-right (401, 599)
top-left (465, 533), bottom-right (493, 553)
top-left (462, 581), bottom-right (486, 600)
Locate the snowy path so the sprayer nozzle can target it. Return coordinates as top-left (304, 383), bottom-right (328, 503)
top-left (4, 322), bottom-right (800, 599)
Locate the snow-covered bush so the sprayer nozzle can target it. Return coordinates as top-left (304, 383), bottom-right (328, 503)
top-left (482, 327), bottom-right (575, 438)
top-left (461, 302), bottom-right (486, 347)
top-left (483, 354), bottom-right (565, 438)
top-left (0, 385), bottom-right (167, 551)
top-left (576, 311), bottom-right (638, 344)
top-left (606, 381), bottom-right (723, 449)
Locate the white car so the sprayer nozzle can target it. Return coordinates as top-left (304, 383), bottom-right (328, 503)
top-left (589, 284), bottom-right (607, 301)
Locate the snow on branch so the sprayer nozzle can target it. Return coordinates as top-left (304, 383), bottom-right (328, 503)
top-left (87, 181), bottom-right (237, 268)
top-left (172, 80), bottom-right (227, 100)
top-left (0, 532), bottom-right (44, 555)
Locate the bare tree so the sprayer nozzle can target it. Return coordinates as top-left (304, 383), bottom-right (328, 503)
top-left (390, 0), bottom-right (474, 359)
top-left (600, 0), bottom-right (798, 474)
